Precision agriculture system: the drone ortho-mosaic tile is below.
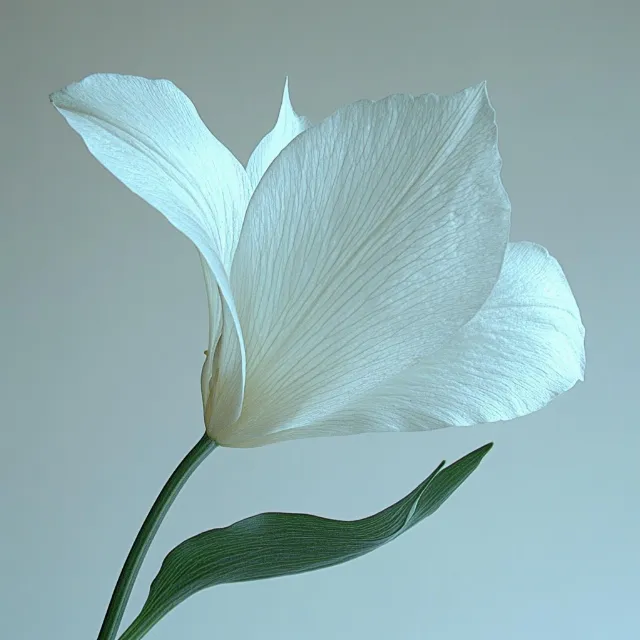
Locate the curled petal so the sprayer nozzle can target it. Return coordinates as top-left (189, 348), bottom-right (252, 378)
top-left (51, 73), bottom-right (250, 420)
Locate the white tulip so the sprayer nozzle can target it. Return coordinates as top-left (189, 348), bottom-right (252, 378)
top-left (51, 75), bottom-right (585, 447)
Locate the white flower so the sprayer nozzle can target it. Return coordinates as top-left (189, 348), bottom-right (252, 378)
top-left (51, 75), bottom-right (585, 447)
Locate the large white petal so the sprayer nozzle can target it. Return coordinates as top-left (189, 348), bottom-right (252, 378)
top-left (51, 73), bottom-right (250, 419)
top-left (245, 79), bottom-right (309, 191)
top-left (210, 84), bottom-right (511, 445)
top-left (250, 241), bottom-right (585, 444)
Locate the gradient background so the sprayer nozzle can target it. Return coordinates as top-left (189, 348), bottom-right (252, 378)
top-left (1, 1), bottom-right (638, 638)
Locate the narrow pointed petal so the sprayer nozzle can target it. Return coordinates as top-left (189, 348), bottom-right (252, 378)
top-left (51, 73), bottom-right (250, 419)
top-left (257, 242), bottom-right (584, 443)
top-left (211, 84), bottom-right (511, 445)
top-left (245, 79), bottom-right (309, 190)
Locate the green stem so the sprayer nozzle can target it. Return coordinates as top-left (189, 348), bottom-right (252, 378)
top-left (97, 433), bottom-right (217, 640)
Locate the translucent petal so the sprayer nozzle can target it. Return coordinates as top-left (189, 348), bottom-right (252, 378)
top-left (51, 73), bottom-right (250, 418)
top-left (211, 84), bottom-right (511, 445)
top-left (200, 256), bottom-right (223, 416)
top-left (245, 79), bottom-right (309, 190)
top-left (252, 242), bottom-right (585, 444)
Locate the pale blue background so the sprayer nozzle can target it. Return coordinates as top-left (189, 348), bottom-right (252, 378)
top-left (1, 0), bottom-right (638, 638)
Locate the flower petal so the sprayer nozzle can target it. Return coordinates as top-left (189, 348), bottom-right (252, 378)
top-left (51, 73), bottom-right (250, 271)
top-left (245, 79), bottom-right (309, 191)
top-left (211, 84), bottom-right (511, 445)
top-left (200, 256), bottom-right (223, 415)
top-left (253, 242), bottom-right (584, 444)
top-left (51, 73), bottom-right (250, 419)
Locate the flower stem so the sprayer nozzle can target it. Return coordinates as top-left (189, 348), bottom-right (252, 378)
top-left (97, 433), bottom-right (217, 640)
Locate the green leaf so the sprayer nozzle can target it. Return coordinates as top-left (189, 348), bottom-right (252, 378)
top-left (119, 443), bottom-right (493, 640)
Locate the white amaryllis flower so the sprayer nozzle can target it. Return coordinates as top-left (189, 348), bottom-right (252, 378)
top-left (51, 75), bottom-right (585, 447)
